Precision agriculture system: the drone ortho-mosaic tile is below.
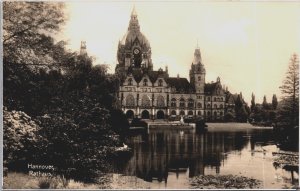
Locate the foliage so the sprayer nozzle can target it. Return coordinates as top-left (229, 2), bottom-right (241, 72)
top-left (272, 94), bottom-right (278, 110)
top-left (278, 54), bottom-right (299, 128)
top-left (251, 93), bottom-right (255, 112)
top-left (3, 2), bottom-right (125, 181)
top-left (224, 112), bottom-right (235, 122)
top-left (3, 2), bottom-right (65, 66)
top-left (3, 108), bottom-right (40, 170)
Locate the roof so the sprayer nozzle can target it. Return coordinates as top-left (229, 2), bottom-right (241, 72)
top-left (129, 69), bottom-right (167, 83)
top-left (166, 77), bottom-right (192, 93)
top-left (204, 83), bottom-right (218, 94)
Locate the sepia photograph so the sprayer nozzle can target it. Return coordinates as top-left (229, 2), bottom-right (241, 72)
top-left (2, 1), bottom-right (300, 190)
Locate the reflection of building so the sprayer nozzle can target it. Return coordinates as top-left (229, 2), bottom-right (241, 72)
top-left (116, 8), bottom-right (226, 121)
top-left (123, 130), bottom-right (249, 182)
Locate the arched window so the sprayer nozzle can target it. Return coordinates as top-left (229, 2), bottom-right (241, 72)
top-left (171, 98), bottom-right (177, 107)
top-left (125, 94), bottom-right (135, 106)
top-left (221, 97), bottom-right (223, 101)
top-left (171, 110), bottom-right (176, 116)
top-left (198, 76), bottom-right (201, 81)
top-left (197, 102), bottom-right (202, 108)
top-left (207, 111), bottom-right (211, 116)
top-left (141, 95), bottom-right (151, 107)
top-left (179, 110), bottom-right (185, 116)
top-left (214, 111), bottom-right (217, 117)
top-left (157, 95), bottom-right (165, 107)
top-left (207, 97), bottom-right (210, 101)
top-left (188, 111), bottom-right (193, 115)
top-left (179, 98), bottom-right (185, 108)
top-left (188, 99), bottom-right (194, 108)
top-left (158, 79), bottom-right (163, 86)
top-left (207, 104), bottom-right (211, 108)
top-left (198, 111), bottom-right (202, 116)
top-left (128, 78), bottom-right (133, 86)
top-left (214, 104), bottom-right (217, 108)
top-left (214, 97), bottom-right (217, 101)
top-left (143, 79), bottom-right (148, 86)
top-left (220, 111), bottom-right (223, 116)
top-left (220, 104), bottom-right (223, 109)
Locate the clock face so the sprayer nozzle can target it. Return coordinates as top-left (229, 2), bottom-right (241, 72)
top-left (133, 48), bottom-right (140, 55)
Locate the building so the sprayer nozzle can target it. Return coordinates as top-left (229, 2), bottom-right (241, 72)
top-left (116, 7), bottom-right (226, 121)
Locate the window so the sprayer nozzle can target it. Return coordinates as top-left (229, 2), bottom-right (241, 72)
top-left (171, 98), bottom-right (177, 107)
top-left (128, 78), bottom-right (133, 85)
top-left (171, 110), bottom-right (176, 115)
top-left (207, 111), bottom-right (210, 116)
top-left (214, 111), bottom-right (217, 116)
top-left (188, 99), bottom-right (194, 108)
top-left (198, 111), bottom-right (202, 115)
top-left (179, 98), bottom-right (185, 108)
top-left (220, 104), bottom-right (223, 109)
top-left (125, 95), bottom-right (135, 106)
top-left (207, 97), bottom-right (210, 101)
top-left (143, 79), bottom-right (148, 86)
top-left (158, 79), bottom-right (163, 86)
top-left (179, 110), bottom-right (185, 115)
top-left (214, 97), bottom-right (217, 101)
top-left (188, 111), bottom-right (193, 115)
top-left (198, 76), bottom-right (201, 81)
top-left (220, 111), bottom-right (223, 116)
top-left (157, 95), bottom-right (165, 107)
top-left (197, 102), bottom-right (202, 108)
top-left (207, 104), bottom-right (211, 108)
top-left (141, 95), bottom-right (151, 107)
top-left (214, 104), bottom-right (217, 108)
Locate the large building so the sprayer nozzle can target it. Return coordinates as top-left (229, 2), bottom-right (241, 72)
top-left (115, 8), bottom-right (226, 121)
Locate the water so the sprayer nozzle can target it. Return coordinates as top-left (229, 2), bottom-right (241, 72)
top-left (112, 126), bottom-right (299, 189)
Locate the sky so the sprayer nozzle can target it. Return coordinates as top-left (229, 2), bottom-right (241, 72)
top-left (59, 1), bottom-right (300, 104)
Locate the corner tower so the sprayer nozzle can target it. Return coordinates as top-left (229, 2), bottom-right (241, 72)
top-left (115, 7), bottom-right (153, 78)
top-left (189, 47), bottom-right (206, 94)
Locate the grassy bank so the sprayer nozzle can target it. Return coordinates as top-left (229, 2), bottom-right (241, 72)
top-left (3, 172), bottom-right (150, 189)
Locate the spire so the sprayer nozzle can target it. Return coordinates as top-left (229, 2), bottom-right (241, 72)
top-left (128, 5), bottom-right (140, 32)
top-left (131, 5), bottom-right (137, 17)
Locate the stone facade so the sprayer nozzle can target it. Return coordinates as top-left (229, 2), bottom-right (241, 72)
top-left (116, 8), bottom-right (226, 121)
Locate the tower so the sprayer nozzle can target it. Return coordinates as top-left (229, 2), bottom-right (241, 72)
top-left (80, 41), bottom-right (87, 55)
top-left (189, 47), bottom-right (206, 94)
top-left (115, 6), bottom-right (153, 78)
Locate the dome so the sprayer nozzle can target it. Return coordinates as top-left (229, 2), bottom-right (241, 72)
top-left (120, 30), bottom-right (150, 49)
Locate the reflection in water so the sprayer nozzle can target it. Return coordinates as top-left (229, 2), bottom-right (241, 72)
top-left (113, 128), bottom-right (297, 188)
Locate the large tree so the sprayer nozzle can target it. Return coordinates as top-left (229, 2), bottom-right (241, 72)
top-left (278, 54), bottom-right (299, 128)
top-left (3, 1), bottom-right (65, 66)
top-left (272, 94), bottom-right (278, 110)
top-left (251, 93), bottom-right (255, 112)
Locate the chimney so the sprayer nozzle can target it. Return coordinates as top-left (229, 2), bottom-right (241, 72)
top-left (177, 74), bottom-right (180, 78)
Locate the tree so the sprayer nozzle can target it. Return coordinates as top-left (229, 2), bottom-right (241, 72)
top-left (262, 95), bottom-right (268, 109)
top-left (272, 94), bottom-right (278, 110)
top-left (278, 54), bottom-right (299, 127)
top-left (3, 2), bottom-right (65, 66)
top-left (251, 93), bottom-right (255, 112)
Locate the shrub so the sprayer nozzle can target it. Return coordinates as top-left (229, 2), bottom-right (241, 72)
top-left (3, 108), bottom-right (40, 170)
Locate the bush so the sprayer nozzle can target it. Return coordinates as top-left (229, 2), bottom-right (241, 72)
top-left (224, 112), bottom-right (235, 122)
top-left (3, 108), bottom-right (40, 171)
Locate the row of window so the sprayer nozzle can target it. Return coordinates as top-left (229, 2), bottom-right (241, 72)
top-left (205, 97), bottom-right (224, 101)
top-left (127, 78), bottom-right (164, 86)
top-left (170, 110), bottom-right (224, 116)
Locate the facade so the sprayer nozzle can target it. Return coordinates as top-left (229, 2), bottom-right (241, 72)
top-left (116, 8), bottom-right (226, 121)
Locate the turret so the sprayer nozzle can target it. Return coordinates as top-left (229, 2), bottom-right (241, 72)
top-left (189, 46), bottom-right (206, 94)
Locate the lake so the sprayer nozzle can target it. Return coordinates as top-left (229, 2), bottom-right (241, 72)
top-left (112, 124), bottom-right (299, 189)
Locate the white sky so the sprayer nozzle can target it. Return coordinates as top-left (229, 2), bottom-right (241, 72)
top-left (58, 1), bottom-right (300, 104)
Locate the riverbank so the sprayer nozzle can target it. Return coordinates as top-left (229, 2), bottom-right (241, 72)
top-left (206, 122), bottom-right (273, 130)
top-left (3, 172), bottom-right (150, 189)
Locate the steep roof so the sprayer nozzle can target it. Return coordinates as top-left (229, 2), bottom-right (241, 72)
top-left (166, 77), bottom-right (192, 93)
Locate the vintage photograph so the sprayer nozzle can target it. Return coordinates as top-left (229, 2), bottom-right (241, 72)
top-left (2, 1), bottom-right (299, 189)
